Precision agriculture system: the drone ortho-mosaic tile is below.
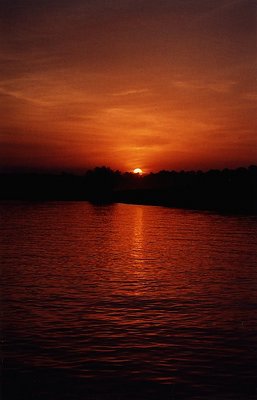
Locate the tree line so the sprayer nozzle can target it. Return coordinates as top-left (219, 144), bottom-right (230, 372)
top-left (1, 165), bottom-right (256, 214)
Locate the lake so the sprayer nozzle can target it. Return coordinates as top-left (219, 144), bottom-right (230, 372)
top-left (1, 202), bottom-right (257, 399)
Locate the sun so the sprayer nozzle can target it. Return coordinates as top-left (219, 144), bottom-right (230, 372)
top-left (133, 168), bottom-right (143, 175)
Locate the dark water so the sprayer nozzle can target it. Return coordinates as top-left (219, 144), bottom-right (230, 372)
top-left (1, 202), bottom-right (257, 399)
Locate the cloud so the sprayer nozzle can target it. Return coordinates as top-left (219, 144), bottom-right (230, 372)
top-left (172, 79), bottom-right (237, 93)
top-left (111, 88), bottom-right (150, 97)
top-left (0, 0), bottom-right (256, 171)
top-left (0, 87), bottom-right (49, 105)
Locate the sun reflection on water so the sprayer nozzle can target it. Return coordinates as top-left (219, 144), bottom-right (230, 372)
top-left (132, 206), bottom-right (144, 262)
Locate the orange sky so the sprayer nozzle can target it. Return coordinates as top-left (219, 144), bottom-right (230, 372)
top-left (0, 0), bottom-right (256, 172)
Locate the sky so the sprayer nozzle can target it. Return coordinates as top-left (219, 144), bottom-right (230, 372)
top-left (0, 0), bottom-right (256, 173)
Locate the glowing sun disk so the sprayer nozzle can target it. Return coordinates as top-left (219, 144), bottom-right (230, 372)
top-left (133, 168), bottom-right (143, 175)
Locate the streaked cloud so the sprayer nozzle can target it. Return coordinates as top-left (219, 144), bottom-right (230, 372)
top-left (0, 0), bottom-right (256, 172)
top-left (112, 89), bottom-right (150, 97)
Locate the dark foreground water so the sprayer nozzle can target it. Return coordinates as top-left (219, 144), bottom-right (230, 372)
top-left (1, 202), bottom-right (257, 399)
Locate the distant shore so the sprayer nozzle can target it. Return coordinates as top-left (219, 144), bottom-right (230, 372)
top-left (1, 166), bottom-right (257, 214)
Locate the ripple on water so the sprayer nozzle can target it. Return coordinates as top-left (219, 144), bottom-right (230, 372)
top-left (1, 202), bottom-right (257, 399)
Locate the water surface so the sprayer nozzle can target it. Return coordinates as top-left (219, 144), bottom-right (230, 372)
top-left (1, 202), bottom-right (257, 399)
